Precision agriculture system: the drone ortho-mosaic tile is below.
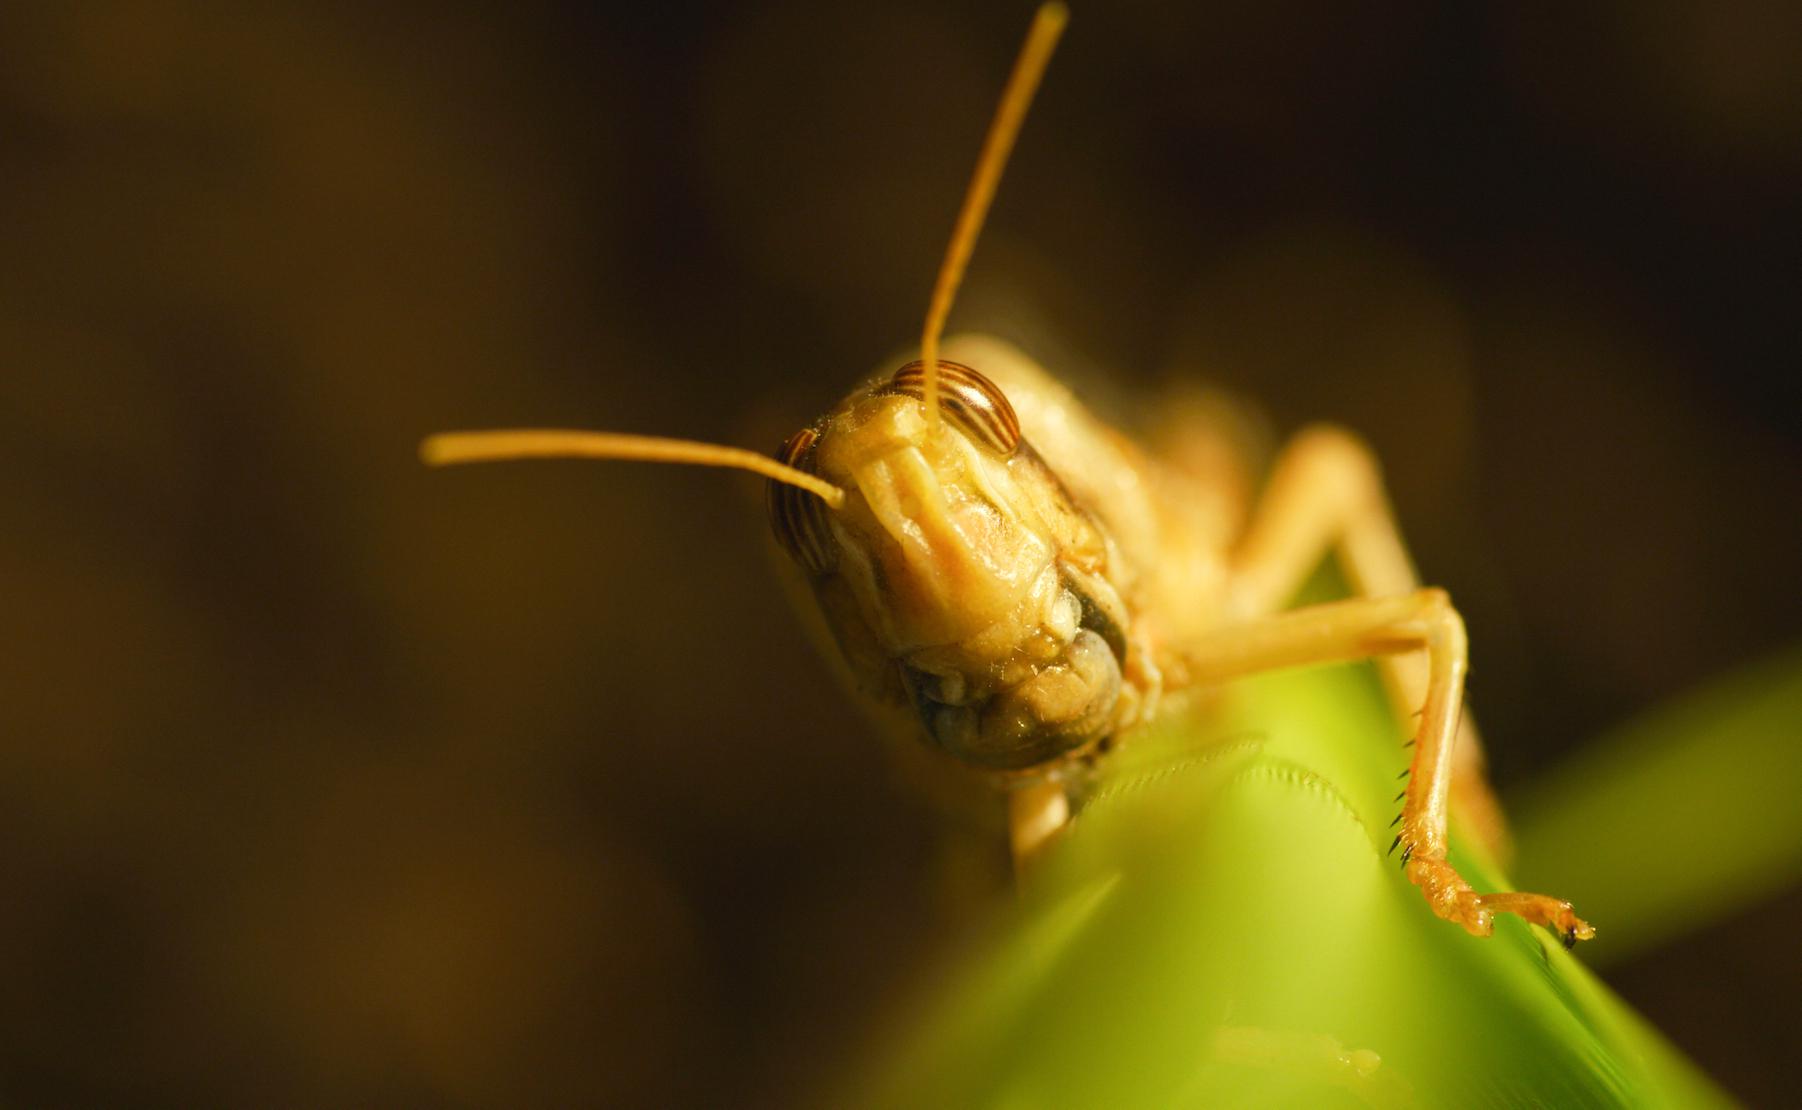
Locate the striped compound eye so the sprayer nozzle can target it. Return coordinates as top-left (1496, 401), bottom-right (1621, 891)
top-left (767, 427), bottom-right (838, 576)
top-left (883, 360), bottom-right (1022, 456)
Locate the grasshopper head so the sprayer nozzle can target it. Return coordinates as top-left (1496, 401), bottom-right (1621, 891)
top-left (769, 360), bottom-right (1131, 772)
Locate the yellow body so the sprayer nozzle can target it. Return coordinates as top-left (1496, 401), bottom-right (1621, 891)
top-left (422, 2), bottom-right (1592, 947)
top-left (760, 334), bottom-right (1591, 946)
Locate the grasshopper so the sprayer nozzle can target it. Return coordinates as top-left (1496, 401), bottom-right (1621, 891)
top-left (423, 4), bottom-right (1591, 947)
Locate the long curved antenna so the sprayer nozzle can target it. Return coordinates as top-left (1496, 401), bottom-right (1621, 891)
top-left (919, 2), bottom-right (1069, 427)
top-left (421, 429), bottom-right (847, 508)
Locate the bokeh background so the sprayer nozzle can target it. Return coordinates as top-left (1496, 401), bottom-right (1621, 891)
top-left (3, 1), bottom-right (1799, 1104)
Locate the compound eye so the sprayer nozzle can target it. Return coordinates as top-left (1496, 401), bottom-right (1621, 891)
top-left (767, 428), bottom-right (837, 575)
top-left (884, 360), bottom-right (1022, 456)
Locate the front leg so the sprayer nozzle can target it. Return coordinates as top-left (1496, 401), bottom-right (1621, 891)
top-left (1179, 589), bottom-right (1593, 945)
top-left (1009, 778), bottom-right (1070, 868)
top-left (1227, 426), bottom-right (1510, 860)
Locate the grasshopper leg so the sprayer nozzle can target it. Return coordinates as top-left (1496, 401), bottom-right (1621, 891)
top-left (1226, 425), bottom-right (1510, 862)
top-left (1177, 589), bottom-right (1592, 943)
top-left (1008, 778), bottom-right (1070, 868)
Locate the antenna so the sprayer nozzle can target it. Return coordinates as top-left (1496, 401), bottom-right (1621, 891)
top-left (919, 2), bottom-right (1069, 427)
top-left (421, 429), bottom-right (847, 508)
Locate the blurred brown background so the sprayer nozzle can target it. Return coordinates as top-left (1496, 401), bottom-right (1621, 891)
top-left (2, 1), bottom-right (1799, 1105)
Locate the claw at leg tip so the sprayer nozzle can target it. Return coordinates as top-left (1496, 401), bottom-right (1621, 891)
top-left (1558, 920), bottom-right (1595, 949)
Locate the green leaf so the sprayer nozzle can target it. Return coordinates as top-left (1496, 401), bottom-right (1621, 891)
top-left (847, 664), bottom-right (1731, 1108)
top-left (1511, 645), bottom-right (1802, 964)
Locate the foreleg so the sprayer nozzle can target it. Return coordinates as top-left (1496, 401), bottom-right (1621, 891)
top-left (1181, 590), bottom-right (1591, 944)
top-left (1227, 426), bottom-right (1509, 859)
